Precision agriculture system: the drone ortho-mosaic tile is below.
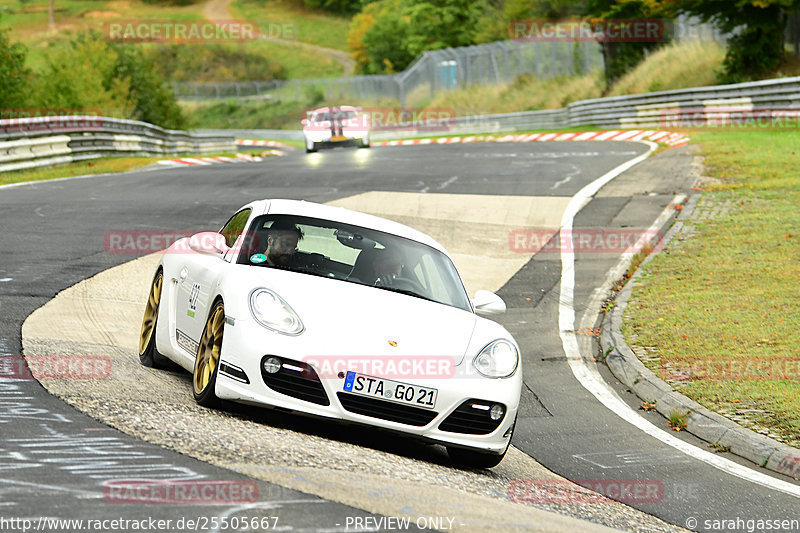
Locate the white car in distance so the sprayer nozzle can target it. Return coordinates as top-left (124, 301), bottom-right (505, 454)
top-left (302, 106), bottom-right (371, 153)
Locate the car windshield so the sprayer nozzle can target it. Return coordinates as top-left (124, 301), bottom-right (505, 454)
top-left (236, 214), bottom-right (472, 312)
top-left (312, 110), bottom-right (358, 122)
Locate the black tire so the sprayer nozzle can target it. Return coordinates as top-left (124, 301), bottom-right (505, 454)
top-left (305, 138), bottom-right (318, 153)
top-left (193, 299), bottom-right (225, 408)
top-left (138, 269), bottom-right (165, 368)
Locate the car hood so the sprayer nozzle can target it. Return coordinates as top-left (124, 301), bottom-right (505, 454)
top-left (246, 267), bottom-right (477, 364)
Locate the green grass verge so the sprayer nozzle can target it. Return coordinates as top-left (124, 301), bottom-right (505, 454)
top-left (1, 0), bottom-right (206, 70)
top-left (231, 0), bottom-right (351, 52)
top-left (0, 149), bottom-right (290, 186)
top-left (245, 39), bottom-right (343, 79)
top-left (0, 156), bottom-right (162, 186)
top-left (623, 129), bottom-right (800, 447)
top-left (183, 98), bottom-right (312, 130)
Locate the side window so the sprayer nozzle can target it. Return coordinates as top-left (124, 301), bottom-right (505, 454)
top-left (220, 209), bottom-right (252, 248)
top-left (419, 254), bottom-right (449, 302)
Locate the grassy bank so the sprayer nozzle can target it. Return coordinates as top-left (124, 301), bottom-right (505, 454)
top-left (1, 0), bottom-right (344, 79)
top-left (231, 0), bottom-right (351, 51)
top-left (623, 129), bottom-right (800, 446)
top-left (0, 157), bottom-right (163, 186)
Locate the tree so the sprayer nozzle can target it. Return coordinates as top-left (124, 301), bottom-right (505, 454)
top-left (348, 0), bottom-right (488, 74)
top-left (111, 43), bottom-right (186, 130)
top-left (598, 0), bottom-right (800, 82)
top-left (0, 29), bottom-right (30, 110)
top-left (583, 0), bottom-right (664, 88)
top-left (32, 33), bottom-right (132, 117)
top-left (30, 32), bottom-right (186, 129)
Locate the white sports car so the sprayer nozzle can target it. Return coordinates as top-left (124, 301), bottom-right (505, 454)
top-left (139, 199), bottom-right (521, 467)
top-left (301, 106), bottom-right (370, 153)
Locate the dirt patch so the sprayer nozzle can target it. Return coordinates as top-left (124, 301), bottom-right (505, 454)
top-left (86, 11), bottom-right (121, 19)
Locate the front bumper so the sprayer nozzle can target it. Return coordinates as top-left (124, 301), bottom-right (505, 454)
top-left (215, 321), bottom-right (521, 453)
top-left (304, 131), bottom-right (369, 146)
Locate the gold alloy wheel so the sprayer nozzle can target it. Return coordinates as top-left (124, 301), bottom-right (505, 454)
top-left (138, 272), bottom-right (163, 355)
top-left (194, 302), bottom-right (225, 395)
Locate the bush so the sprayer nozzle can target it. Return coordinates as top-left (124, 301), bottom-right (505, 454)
top-left (0, 29), bottom-right (31, 109)
top-left (31, 33), bottom-right (132, 117)
top-left (29, 32), bottom-right (186, 129)
top-left (348, 0), bottom-right (487, 74)
top-left (720, 24), bottom-right (784, 83)
top-left (303, 0), bottom-right (364, 15)
top-left (145, 44), bottom-right (286, 82)
top-left (111, 44), bottom-right (186, 130)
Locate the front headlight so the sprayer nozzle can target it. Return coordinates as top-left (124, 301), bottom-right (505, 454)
top-left (249, 289), bottom-right (304, 335)
top-left (473, 339), bottom-right (519, 378)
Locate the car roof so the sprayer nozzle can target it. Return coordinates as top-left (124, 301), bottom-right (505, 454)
top-left (250, 199), bottom-right (448, 255)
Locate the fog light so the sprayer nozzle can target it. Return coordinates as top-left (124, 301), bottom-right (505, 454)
top-left (262, 356), bottom-right (282, 374)
top-left (490, 404), bottom-right (505, 421)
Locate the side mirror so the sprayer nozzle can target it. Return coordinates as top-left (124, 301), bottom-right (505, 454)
top-left (473, 290), bottom-right (506, 316)
top-left (301, 119), bottom-right (309, 126)
top-left (188, 232), bottom-right (229, 257)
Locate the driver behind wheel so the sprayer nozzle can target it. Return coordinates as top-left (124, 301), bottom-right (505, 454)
top-left (264, 220), bottom-right (304, 266)
top-left (372, 248), bottom-right (403, 286)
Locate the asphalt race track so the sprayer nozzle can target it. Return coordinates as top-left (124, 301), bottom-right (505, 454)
top-left (1, 141), bottom-right (799, 532)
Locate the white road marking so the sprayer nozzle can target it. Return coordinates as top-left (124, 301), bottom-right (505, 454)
top-left (438, 176), bottom-right (458, 189)
top-left (557, 142), bottom-right (800, 499)
top-left (0, 478), bottom-right (100, 498)
top-left (0, 278), bottom-right (11, 282)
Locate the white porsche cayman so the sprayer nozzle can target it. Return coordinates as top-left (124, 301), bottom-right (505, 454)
top-left (138, 199), bottom-right (522, 467)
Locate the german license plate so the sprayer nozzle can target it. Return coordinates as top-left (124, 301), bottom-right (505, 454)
top-left (343, 371), bottom-right (437, 409)
top-left (331, 135), bottom-right (347, 142)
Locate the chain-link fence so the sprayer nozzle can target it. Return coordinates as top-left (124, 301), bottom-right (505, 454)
top-left (172, 14), bottom-right (757, 107)
top-left (172, 39), bottom-right (604, 107)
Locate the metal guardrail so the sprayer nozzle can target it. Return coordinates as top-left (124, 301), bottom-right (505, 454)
top-left (6, 75), bottom-right (798, 171)
top-left (0, 116), bottom-right (235, 173)
top-left (220, 75), bottom-right (800, 142)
